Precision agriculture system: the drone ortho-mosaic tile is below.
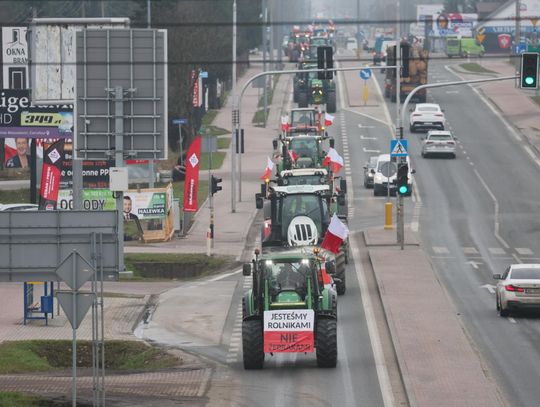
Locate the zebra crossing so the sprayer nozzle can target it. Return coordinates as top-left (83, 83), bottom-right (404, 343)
top-left (430, 246), bottom-right (540, 261)
top-left (225, 275), bottom-right (252, 364)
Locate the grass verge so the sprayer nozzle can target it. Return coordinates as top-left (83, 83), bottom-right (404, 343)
top-left (459, 63), bottom-right (497, 74)
top-left (0, 188), bottom-right (31, 204)
top-left (0, 392), bottom-right (73, 407)
top-left (200, 151), bottom-right (225, 170)
top-left (531, 96), bottom-right (540, 107)
top-left (217, 137), bottom-right (231, 150)
top-left (124, 253), bottom-right (234, 280)
top-left (0, 340), bottom-right (181, 374)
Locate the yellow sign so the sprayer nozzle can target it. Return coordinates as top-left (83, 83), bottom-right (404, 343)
top-left (21, 112), bottom-right (64, 126)
top-left (476, 34), bottom-right (486, 44)
top-left (531, 17), bottom-right (538, 27)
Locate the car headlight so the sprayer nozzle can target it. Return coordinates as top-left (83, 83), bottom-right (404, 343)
top-left (374, 173), bottom-right (384, 183)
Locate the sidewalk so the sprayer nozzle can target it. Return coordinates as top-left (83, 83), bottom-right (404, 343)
top-left (125, 56), bottom-right (289, 261)
top-left (365, 228), bottom-right (506, 407)
top-left (449, 58), bottom-right (540, 155)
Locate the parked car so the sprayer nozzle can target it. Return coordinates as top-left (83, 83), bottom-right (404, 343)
top-left (421, 130), bottom-right (456, 158)
top-left (363, 156), bottom-right (378, 188)
top-left (494, 264), bottom-right (540, 316)
top-left (0, 203), bottom-right (38, 211)
top-left (409, 103), bottom-right (446, 132)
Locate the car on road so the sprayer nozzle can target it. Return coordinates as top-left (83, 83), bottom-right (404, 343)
top-left (363, 156), bottom-right (378, 188)
top-left (372, 154), bottom-right (414, 196)
top-left (494, 264), bottom-right (540, 316)
top-left (0, 203), bottom-right (38, 211)
top-left (421, 130), bottom-right (457, 158)
top-left (409, 103), bottom-right (446, 132)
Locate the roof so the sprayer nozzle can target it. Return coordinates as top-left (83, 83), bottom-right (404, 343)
top-left (281, 168), bottom-right (328, 177)
top-left (260, 246), bottom-right (320, 260)
top-left (0, 203), bottom-right (39, 211)
top-left (272, 184), bottom-right (330, 194)
top-left (415, 103), bottom-right (441, 109)
top-left (510, 264), bottom-right (540, 269)
top-left (427, 130), bottom-right (452, 135)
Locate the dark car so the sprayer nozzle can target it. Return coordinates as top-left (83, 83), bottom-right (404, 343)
top-left (363, 156), bottom-right (378, 188)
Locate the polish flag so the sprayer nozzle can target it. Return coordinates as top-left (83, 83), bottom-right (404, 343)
top-left (321, 215), bottom-right (349, 254)
top-left (322, 148), bottom-right (344, 174)
top-left (260, 157), bottom-right (275, 180)
top-left (288, 149), bottom-right (298, 163)
top-left (324, 112), bottom-right (334, 126)
top-left (281, 115), bottom-right (290, 132)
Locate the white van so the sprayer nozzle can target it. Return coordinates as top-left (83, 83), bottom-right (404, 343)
top-left (373, 154), bottom-right (414, 196)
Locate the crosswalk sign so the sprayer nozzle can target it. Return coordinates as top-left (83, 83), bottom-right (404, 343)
top-left (390, 139), bottom-right (408, 157)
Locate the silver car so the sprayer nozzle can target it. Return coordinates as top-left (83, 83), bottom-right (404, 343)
top-left (421, 130), bottom-right (456, 158)
top-left (493, 264), bottom-right (540, 316)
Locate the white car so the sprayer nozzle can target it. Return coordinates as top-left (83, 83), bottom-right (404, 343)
top-left (421, 130), bottom-right (456, 158)
top-left (409, 103), bottom-right (446, 132)
top-left (0, 203), bottom-right (38, 211)
top-left (494, 264), bottom-right (540, 316)
top-left (372, 154), bottom-right (414, 196)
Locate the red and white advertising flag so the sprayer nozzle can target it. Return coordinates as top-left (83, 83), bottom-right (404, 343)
top-left (39, 140), bottom-right (65, 210)
top-left (260, 156), bottom-right (274, 180)
top-left (322, 147), bottom-right (344, 174)
top-left (281, 115), bottom-right (290, 132)
top-left (321, 214), bottom-right (349, 254)
top-left (183, 136), bottom-right (202, 212)
top-left (264, 309), bottom-right (315, 353)
top-left (324, 112), bottom-right (334, 126)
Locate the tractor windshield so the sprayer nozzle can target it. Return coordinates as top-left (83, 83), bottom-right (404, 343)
top-left (289, 138), bottom-right (319, 161)
top-left (291, 110), bottom-right (315, 126)
top-left (278, 194), bottom-right (328, 238)
top-left (263, 259), bottom-right (313, 298)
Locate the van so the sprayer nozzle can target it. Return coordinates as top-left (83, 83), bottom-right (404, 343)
top-left (445, 37), bottom-right (461, 58)
top-left (460, 38), bottom-right (485, 57)
top-left (372, 154), bottom-right (414, 196)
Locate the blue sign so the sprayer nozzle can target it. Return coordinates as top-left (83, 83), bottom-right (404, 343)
top-left (199, 71), bottom-right (209, 78)
top-left (390, 139), bottom-right (408, 157)
top-left (515, 43), bottom-right (527, 54)
top-left (172, 118), bottom-right (188, 125)
top-left (359, 68), bottom-right (372, 80)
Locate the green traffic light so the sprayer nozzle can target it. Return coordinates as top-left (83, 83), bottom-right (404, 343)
top-left (525, 76), bottom-right (535, 85)
top-left (399, 185), bottom-right (408, 194)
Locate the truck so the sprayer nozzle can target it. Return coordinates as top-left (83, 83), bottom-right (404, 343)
top-left (384, 42), bottom-right (429, 103)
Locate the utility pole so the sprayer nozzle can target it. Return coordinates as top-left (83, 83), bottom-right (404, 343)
top-left (231, 0), bottom-right (237, 212)
top-left (396, 0), bottom-right (405, 249)
top-left (515, 0), bottom-right (522, 72)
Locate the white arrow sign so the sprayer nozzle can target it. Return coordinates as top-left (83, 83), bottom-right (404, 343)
top-left (360, 135), bottom-right (377, 140)
top-left (480, 284), bottom-right (496, 294)
top-left (363, 147), bottom-right (381, 153)
top-left (358, 124), bottom-right (374, 129)
top-left (466, 260), bottom-right (483, 269)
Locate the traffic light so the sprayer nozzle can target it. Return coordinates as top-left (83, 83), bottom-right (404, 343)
top-left (317, 46), bottom-right (333, 80)
top-left (521, 52), bottom-right (539, 89)
top-left (397, 163), bottom-right (409, 196)
top-left (401, 43), bottom-right (410, 78)
top-left (211, 175), bottom-right (222, 195)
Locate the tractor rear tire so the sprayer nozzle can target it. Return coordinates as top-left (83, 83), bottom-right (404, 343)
top-left (298, 92), bottom-right (308, 108)
top-left (327, 92), bottom-right (337, 113)
top-left (316, 318), bottom-right (337, 368)
top-left (242, 319), bottom-right (264, 369)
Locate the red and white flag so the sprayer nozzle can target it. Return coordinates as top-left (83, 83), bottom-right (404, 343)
top-left (183, 135), bottom-right (202, 212)
top-left (288, 149), bottom-right (298, 163)
top-left (281, 115), bottom-right (290, 132)
top-left (321, 214), bottom-right (349, 254)
top-left (324, 112), bottom-right (334, 126)
top-left (322, 148), bottom-right (344, 174)
top-left (260, 157), bottom-right (274, 180)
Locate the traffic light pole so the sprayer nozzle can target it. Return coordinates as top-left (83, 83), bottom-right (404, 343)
top-left (208, 151), bottom-right (213, 256)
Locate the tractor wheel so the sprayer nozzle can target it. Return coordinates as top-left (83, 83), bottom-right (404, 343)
top-left (298, 92), bottom-right (308, 108)
top-left (242, 319), bottom-right (264, 369)
top-left (316, 318), bottom-right (337, 368)
top-left (326, 92), bottom-right (337, 113)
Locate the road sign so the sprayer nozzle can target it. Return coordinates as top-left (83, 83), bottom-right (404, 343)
top-left (380, 161), bottom-right (397, 177)
top-left (516, 43), bottom-right (527, 54)
top-left (199, 71), bottom-right (208, 78)
top-left (390, 139), bottom-right (408, 157)
top-left (55, 252), bottom-right (95, 291)
top-left (57, 292), bottom-right (95, 329)
top-left (172, 118), bottom-right (188, 125)
top-left (359, 68), bottom-right (372, 80)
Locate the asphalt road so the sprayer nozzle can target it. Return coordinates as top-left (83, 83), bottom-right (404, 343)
top-left (373, 57), bottom-right (540, 406)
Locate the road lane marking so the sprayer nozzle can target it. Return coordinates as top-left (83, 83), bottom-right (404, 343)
top-left (207, 269), bottom-right (242, 281)
top-left (463, 247), bottom-right (479, 255)
top-left (489, 248), bottom-right (506, 255)
top-left (480, 284), bottom-right (496, 294)
top-left (466, 260), bottom-right (482, 269)
top-left (363, 147), bottom-right (381, 153)
top-left (433, 246), bottom-right (450, 254)
top-left (508, 317), bottom-right (517, 324)
top-left (360, 135), bottom-right (377, 140)
top-left (515, 248), bottom-right (533, 255)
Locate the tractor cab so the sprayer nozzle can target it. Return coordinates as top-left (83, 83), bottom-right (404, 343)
top-left (287, 135), bottom-right (326, 168)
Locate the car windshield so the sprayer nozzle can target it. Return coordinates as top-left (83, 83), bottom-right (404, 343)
top-left (510, 268), bottom-right (540, 279)
top-left (368, 157), bottom-right (378, 167)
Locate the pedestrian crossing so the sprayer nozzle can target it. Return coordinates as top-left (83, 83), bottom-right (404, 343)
top-left (225, 275), bottom-right (252, 364)
top-left (430, 246), bottom-right (540, 261)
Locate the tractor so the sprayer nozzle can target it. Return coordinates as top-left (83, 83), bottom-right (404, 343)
top-left (242, 247), bottom-right (338, 369)
top-left (255, 184), bottom-right (348, 295)
top-left (294, 61), bottom-right (337, 113)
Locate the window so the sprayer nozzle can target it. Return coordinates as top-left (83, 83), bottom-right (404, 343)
top-left (509, 268), bottom-right (540, 279)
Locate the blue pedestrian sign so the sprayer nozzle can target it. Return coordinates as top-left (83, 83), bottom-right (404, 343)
top-left (172, 118), bottom-right (188, 125)
top-left (515, 43), bottom-right (527, 55)
top-left (199, 71), bottom-right (209, 78)
top-left (359, 68), bottom-right (372, 80)
top-left (390, 139), bottom-right (408, 157)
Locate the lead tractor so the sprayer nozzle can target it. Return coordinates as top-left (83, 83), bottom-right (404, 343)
top-left (242, 247), bottom-right (338, 369)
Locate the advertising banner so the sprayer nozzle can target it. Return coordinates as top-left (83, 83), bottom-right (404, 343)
top-left (2, 27), bottom-right (28, 88)
top-left (263, 310), bottom-right (315, 353)
top-left (431, 13), bottom-right (477, 37)
top-left (126, 190), bottom-right (168, 220)
top-left (39, 140), bottom-right (65, 210)
top-left (57, 189), bottom-right (116, 211)
top-left (183, 136), bottom-right (201, 212)
top-left (0, 89), bottom-right (73, 139)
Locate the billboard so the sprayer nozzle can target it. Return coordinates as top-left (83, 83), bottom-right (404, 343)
top-left (2, 27), bottom-right (28, 89)
top-left (430, 13), bottom-right (478, 37)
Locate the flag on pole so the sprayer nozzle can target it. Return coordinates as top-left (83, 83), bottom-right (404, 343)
top-left (288, 149), bottom-right (298, 163)
top-left (183, 135), bottom-right (202, 212)
top-left (320, 215), bottom-right (349, 254)
top-left (324, 112), bottom-right (334, 126)
top-left (260, 157), bottom-right (275, 180)
top-left (322, 148), bottom-right (344, 174)
top-left (281, 115), bottom-right (290, 132)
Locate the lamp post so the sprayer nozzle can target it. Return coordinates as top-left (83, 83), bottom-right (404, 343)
top-left (231, 0), bottom-right (237, 212)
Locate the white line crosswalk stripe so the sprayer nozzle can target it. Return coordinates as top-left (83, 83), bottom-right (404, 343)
top-left (516, 248), bottom-right (534, 255)
top-left (488, 247), bottom-right (506, 255)
top-left (432, 246), bottom-right (450, 254)
top-left (463, 247), bottom-right (479, 255)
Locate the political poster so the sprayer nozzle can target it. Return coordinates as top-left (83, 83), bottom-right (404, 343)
top-left (57, 189), bottom-right (116, 211)
top-left (263, 310), bottom-right (315, 353)
top-left (126, 190), bottom-right (168, 220)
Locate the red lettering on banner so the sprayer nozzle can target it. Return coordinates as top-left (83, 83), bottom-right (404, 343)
top-left (183, 136), bottom-right (201, 212)
top-left (264, 331), bottom-right (314, 353)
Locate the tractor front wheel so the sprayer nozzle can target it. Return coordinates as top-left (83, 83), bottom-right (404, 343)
top-left (316, 318), bottom-right (337, 368)
top-left (242, 319), bottom-right (264, 369)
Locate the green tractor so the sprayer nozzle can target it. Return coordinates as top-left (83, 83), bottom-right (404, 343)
top-left (242, 248), bottom-right (338, 369)
top-left (294, 62), bottom-right (337, 113)
top-left (255, 184), bottom-right (348, 295)
top-left (274, 134), bottom-right (331, 172)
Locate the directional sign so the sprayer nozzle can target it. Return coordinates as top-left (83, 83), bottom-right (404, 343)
top-left (359, 68), bottom-right (372, 80)
top-left (390, 139), bottom-right (408, 157)
top-left (172, 118), bottom-right (188, 125)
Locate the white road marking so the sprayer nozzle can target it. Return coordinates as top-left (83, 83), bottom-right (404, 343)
top-left (516, 248), bottom-right (533, 255)
top-left (363, 147), bottom-right (381, 153)
top-left (488, 247), bottom-right (506, 255)
top-left (480, 284), bottom-right (496, 294)
top-left (466, 260), bottom-right (482, 269)
top-left (433, 246), bottom-right (450, 254)
top-left (445, 90), bottom-right (459, 94)
top-left (207, 269), bottom-right (242, 281)
top-left (508, 317), bottom-right (517, 324)
top-left (463, 247), bottom-right (479, 255)
top-left (358, 123), bottom-right (375, 129)
top-left (360, 135), bottom-right (377, 140)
